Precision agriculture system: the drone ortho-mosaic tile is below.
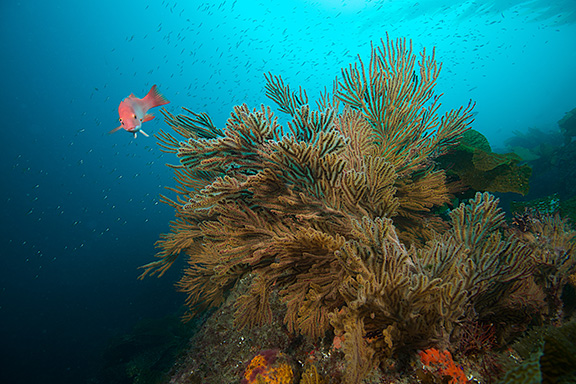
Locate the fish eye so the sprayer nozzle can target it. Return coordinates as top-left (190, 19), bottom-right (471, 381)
top-left (133, 114), bottom-right (137, 119)
top-left (119, 118), bottom-right (122, 121)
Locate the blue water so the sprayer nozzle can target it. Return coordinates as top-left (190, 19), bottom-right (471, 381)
top-left (1, 1), bottom-right (575, 383)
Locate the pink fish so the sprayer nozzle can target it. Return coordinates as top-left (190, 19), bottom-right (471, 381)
top-left (110, 85), bottom-right (169, 138)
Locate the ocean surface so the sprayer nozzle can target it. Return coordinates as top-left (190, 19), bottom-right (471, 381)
top-left (1, 1), bottom-right (575, 383)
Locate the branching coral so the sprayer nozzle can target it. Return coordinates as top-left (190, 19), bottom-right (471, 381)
top-left (138, 34), bottom-right (576, 384)
top-left (139, 35), bottom-right (474, 328)
top-left (448, 193), bottom-right (534, 315)
top-left (300, 364), bottom-right (326, 384)
top-left (335, 34), bottom-right (473, 174)
top-left (330, 217), bottom-right (467, 357)
top-left (510, 210), bottom-right (576, 322)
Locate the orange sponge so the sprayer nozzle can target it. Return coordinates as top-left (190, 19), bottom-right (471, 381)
top-left (419, 348), bottom-right (467, 384)
top-left (242, 349), bottom-right (294, 384)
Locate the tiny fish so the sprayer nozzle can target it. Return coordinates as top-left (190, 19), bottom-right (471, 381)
top-left (110, 85), bottom-right (169, 138)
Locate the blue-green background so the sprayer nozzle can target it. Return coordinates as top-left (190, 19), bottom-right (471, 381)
top-left (1, 1), bottom-right (575, 382)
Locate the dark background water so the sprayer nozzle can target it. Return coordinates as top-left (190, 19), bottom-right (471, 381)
top-left (1, 1), bottom-right (575, 383)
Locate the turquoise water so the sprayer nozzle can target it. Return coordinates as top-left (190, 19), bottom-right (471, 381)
top-left (1, 1), bottom-right (575, 383)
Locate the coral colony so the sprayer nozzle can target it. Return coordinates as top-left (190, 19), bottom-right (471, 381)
top-left (139, 35), bottom-right (576, 383)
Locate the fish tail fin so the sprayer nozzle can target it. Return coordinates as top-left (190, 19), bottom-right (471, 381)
top-left (109, 125), bottom-right (123, 135)
top-left (143, 84), bottom-right (170, 109)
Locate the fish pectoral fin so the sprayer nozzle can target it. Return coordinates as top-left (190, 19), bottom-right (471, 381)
top-left (108, 125), bottom-right (123, 135)
top-left (143, 113), bottom-right (155, 122)
top-left (140, 129), bottom-right (150, 137)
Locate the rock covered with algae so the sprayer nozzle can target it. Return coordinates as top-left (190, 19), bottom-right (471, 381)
top-left (438, 129), bottom-right (532, 195)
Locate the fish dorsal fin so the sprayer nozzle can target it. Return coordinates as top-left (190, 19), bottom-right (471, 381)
top-left (142, 85), bottom-right (170, 110)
